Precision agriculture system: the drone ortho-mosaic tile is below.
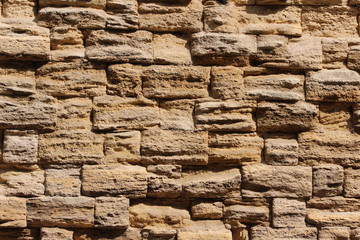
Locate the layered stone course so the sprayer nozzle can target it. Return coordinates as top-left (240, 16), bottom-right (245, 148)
top-left (0, 0), bottom-right (360, 239)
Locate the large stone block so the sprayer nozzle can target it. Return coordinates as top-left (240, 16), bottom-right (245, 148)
top-left (178, 220), bottom-right (232, 240)
top-left (0, 197), bottom-right (26, 228)
top-left (56, 98), bottom-right (92, 130)
top-left (319, 227), bottom-right (350, 240)
top-left (192, 202), bottom-right (223, 220)
top-left (2, 0), bottom-right (36, 17)
top-left (40, 228), bottom-right (73, 240)
top-left (95, 197), bottom-right (129, 228)
top-left (160, 99), bottom-right (195, 130)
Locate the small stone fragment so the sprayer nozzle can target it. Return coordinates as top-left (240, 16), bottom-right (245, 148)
top-left (313, 165), bottom-right (344, 197)
top-left (45, 169), bottom-right (81, 197)
top-left (95, 197), bottom-right (129, 228)
top-left (272, 198), bottom-right (306, 227)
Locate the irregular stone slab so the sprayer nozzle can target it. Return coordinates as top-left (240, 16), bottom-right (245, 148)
top-left (142, 228), bottom-right (177, 240)
top-left (313, 165), bottom-right (343, 197)
top-left (93, 96), bottom-right (159, 130)
top-left (0, 167), bottom-right (44, 197)
top-left (211, 66), bottom-right (244, 100)
top-left (0, 229), bottom-right (38, 240)
top-left (191, 32), bottom-right (257, 66)
top-left (224, 205), bottom-right (269, 225)
top-left (195, 100), bottom-right (256, 132)
top-left (0, 95), bottom-right (57, 130)
top-left (302, 6), bottom-right (358, 37)
top-left (104, 131), bottom-right (141, 164)
top-left (153, 34), bottom-right (191, 65)
top-left (141, 128), bottom-right (208, 165)
top-left (192, 202), bottom-right (224, 220)
top-left (38, 130), bottom-right (104, 165)
top-left (306, 69), bottom-right (360, 102)
top-left (139, 0), bottom-right (202, 32)
top-left (143, 65), bottom-right (210, 99)
top-left (0, 197), bottom-right (26, 228)
top-left (56, 98), bottom-right (92, 130)
top-left (322, 38), bottom-right (348, 69)
top-left (319, 103), bottom-right (351, 129)
top-left (178, 220), bottom-right (232, 240)
top-left (73, 228), bottom-right (141, 240)
top-left (45, 169), bottom-right (81, 197)
top-left (106, 0), bottom-right (138, 30)
top-left (2, 0), bottom-right (36, 17)
top-left (308, 196), bottom-right (360, 212)
top-left (319, 227), bottom-right (350, 240)
top-left (245, 74), bottom-right (304, 101)
top-left (41, 228), bottom-right (73, 240)
top-left (182, 168), bottom-right (241, 198)
top-left (129, 204), bottom-right (190, 228)
top-left (242, 164), bottom-right (312, 198)
top-left (147, 165), bottom-right (181, 179)
top-left (107, 64), bottom-right (142, 97)
top-left (299, 130), bottom-right (360, 167)
top-left (160, 99), bottom-right (195, 130)
top-left (251, 227), bottom-right (317, 240)
top-left (50, 27), bottom-right (85, 61)
top-left (86, 30), bottom-right (153, 63)
top-left (272, 198), bottom-right (306, 227)
top-left (265, 138), bottom-right (298, 165)
top-left (95, 197), bottom-right (129, 228)
top-left (345, 168), bottom-right (360, 197)
top-left (257, 101), bottom-right (317, 132)
top-left (27, 197), bottom-right (94, 228)
top-left (36, 61), bottom-right (106, 97)
top-left (3, 130), bottom-right (38, 165)
top-left (39, 0), bottom-right (106, 8)
top-left (0, 63), bottom-right (35, 96)
top-left (82, 164), bottom-right (148, 198)
top-left (209, 133), bottom-right (263, 165)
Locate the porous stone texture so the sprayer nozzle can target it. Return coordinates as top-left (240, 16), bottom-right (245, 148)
top-left (1, 0), bottom-right (360, 238)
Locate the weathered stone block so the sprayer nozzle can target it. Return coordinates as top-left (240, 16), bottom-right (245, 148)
top-left (82, 164), bottom-right (148, 198)
top-left (0, 197), bottom-right (26, 228)
top-left (147, 176), bottom-right (182, 198)
top-left (224, 205), bottom-right (269, 225)
top-left (40, 228), bottom-right (73, 240)
top-left (39, 0), bottom-right (106, 8)
top-left (93, 96), bottom-right (159, 130)
top-left (354, 104), bottom-right (360, 133)
top-left (2, 0), bottom-right (35, 17)
top-left (313, 165), bottom-right (343, 197)
top-left (272, 198), bottom-right (306, 227)
top-left (265, 138), bottom-right (298, 165)
top-left (211, 66), bottom-right (244, 100)
top-left (106, 0), bottom-right (138, 30)
top-left (107, 64), bottom-right (142, 97)
top-left (0, 63), bottom-right (35, 96)
top-left (322, 38), bottom-right (348, 69)
top-left (45, 169), bottom-right (81, 197)
top-left (50, 27), bottom-right (85, 61)
top-left (153, 34), bottom-right (191, 65)
top-left (345, 168), bottom-right (360, 197)
top-left (319, 103), bottom-right (351, 129)
top-left (27, 197), bottom-right (95, 228)
top-left (251, 227), bottom-right (317, 240)
top-left (56, 98), bottom-right (92, 130)
top-left (95, 197), bottom-right (129, 228)
top-left (160, 99), bottom-right (195, 130)
top-left (0, 229), bottom-right (38, 240)
top-left (192, 202), bottom-right (223, 220)
top-left (73, 228), bottom-right (141, 240)
top-left (147, 165), bottom-right (181, 179)
top-left (319, 227), bottom-right (350, 240)
top-left (178, 220), bottom-right (232, 240)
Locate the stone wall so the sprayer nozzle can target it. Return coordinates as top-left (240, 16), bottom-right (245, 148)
top-left (0, 0), bottom-right (360, 239)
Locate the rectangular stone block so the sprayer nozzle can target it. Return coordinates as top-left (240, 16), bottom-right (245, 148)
top-left (257, 101), bottom-right (317, 132)
top-left (107, 64), bottom-right (142, 97)
top-left (0, 63), bottom-right (35, 96)
top-left (265, 138), bottom-right (298, 165)
top-left (209, 133), bottom-right (263, 165)
top-left (322, 38), bottom-right (348, 69)
top-left (251, 227), bottom-right (317, 240)
top-left (73, 228), bottom-right (141, 240)
top-left (242, 164), bottom-right (312, 198)
top-left (3, 130), bottom-right (38, 165)
top-left (86, 30), bottom-right (153, 63)
top-left (147, 175), bottom-right (182, 198)
top-left (319, 227), bottom-right (350, 240)
top-left (195, 100), bottom-right (256, 131)
top-left (160, 99), bottom-right (195, 130)
top-left (56, 98), bottom-right (92, 130)
top-left (139, 0), bottom-right (202, 32)
top-left (0, 197), bottom-right (26, 228)
top-left (36, 62), bottom-right (107, 97)
top-left (41, 228), bottom-right (73, 240)
top-left (192, 202), bottom-right (223, 220)
top-left (93, 96), bottom-right (159, 130)
top-left (319, 103), bottom-right (351, 129)
top-left (211, 66), bottom-right (244, 100)
top-left (2, 0), bottom-right (35, 17)
top-left (45, 169), bottom-right (81, 197)
top-left (141, 128), bottom-right (208, 165)
top-left (39, 130), bottom-right (104, 165)
top-left (224, 205), bottom-right (269, 225)
top-left (313, 165), bottom-right (343, 197)
top-left (345, 168), bottom-right (360, 197)
top-left (272, 198), bottom-right (306, 227)
top-left (178, 220), bottom-right (232, 240)
top-left (27, 197), bottom-right (95, 228)
top-left (245, 74), bottom-right (304, 101)
top-left (82, 164), bottom-right (148, 198)
top-left (142, 65), bottom-right (210, 99)
top-left (39, 0), bottom-right (106, 8)
top-left (105, 0), bottom-right (138, 30)
top-left (153, 34), bottom-right (191, 65)
top-left (0, 229), bottom-right (38, 240)
top-left (95, 197), bottom-right (129, 228)
top-left (0, 95), bottom-right (56, 130)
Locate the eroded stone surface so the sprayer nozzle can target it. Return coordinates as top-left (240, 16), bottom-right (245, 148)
top-left (95, 197), bottom-right (129, 228)
top-left (0, 197), bottom-right (26, 228)
top-left (272, 198), bottom-right (306, 227)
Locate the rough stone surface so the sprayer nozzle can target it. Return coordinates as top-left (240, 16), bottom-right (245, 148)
top-left (251, 227), bottom-right (317, 240)
top-left (191, 202), bottom-right (223, 220)
top-left (40, 228), bottom-right (73, 240)
top-left (313, 165), bottom-right (344, 197)
top-left (3, 130), bottom-right (38, 164)
top-left (272, 198), bottom-right (306, 227)
top-left (45, 168), bottom-right (81, 197)
top-left (265, 137), bottom-right (298, 165)
top-left (95, 197), bottom-right (129, 228)
top-left (344, 169), bottom-right (360, 197)
top-left (224, 205), bottom-right (269, 225)
top-left (0, 197), bottom-right (26, 228)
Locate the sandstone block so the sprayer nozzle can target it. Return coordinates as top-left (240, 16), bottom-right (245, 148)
top-left (352, 228), bottom-right (360, 240)
top-left (45, 169), bottom-right (81, 197)
top-left (211, 66), bottom-right (244, 100)
top-left (40, 228), bottom-right (73, 240)
top-left (36, 62), bottom-right (106, 97)
top-left (251, 227), bottom-right (317, 240)
top-left (313, 165), bottom-right (343, 197)
top-left (345, 168), bottom-right (360, 197)
top-left (95, 197), bottom-right (129, 228)
top-left (322, 38), bottom-right (348, 69)
top-left (93, 96), bottom-right (159, 130)
top-left (354, 104), bottom-right (360, 133)
top-left (27, 197), bottom-right (95, 228)
top-left (50, 27), bottom-right (85, 61)
top-left (182, 168), bottom-right (241, 198)
top-left (245, 74), bottom-right (304, 101)
top-left (265, 138), bottom-right (298, 165)
top-left (348, 45), bottom-right (360, 70)
top-left (141, 128), bottom-right (208, 165)
top-left (3, 130), bottom-right (38, 165)
top-left (147, 176), bottom-right (182, 198)
top-left (319, 227), bottom-right (350, 240)
top-left (319, 103), bottom-right (351, 129)
top-left (191, 32), bottom-right (256, 66)
top-left (0, 229), bottom-right (38, 240)
top-left (195, 100), bottom-right (256, 132)
top-left (147, 165), bottom-right (181, 179)
top-left (153, 34), bottom-right (191, 65)
top-left (82, 164), bottom-right (148, 198)
top-left (178, 220), bottom-right (232, 240)
top-left (242, 164), bottom-right (312, 198)
top-left (0, 197), bottom-right (26, 228)
top-left (0, 63), bottom-right (35, 96)
top-left (294, 0), bottom-right (344, 4)
top-left (143, 65), bottom-right (210, 99)
top-left (86, 30), bottom-right (153, 63)
top-left (272, 198), bottom-right (306, 227)
top-left (192, 202), bottom-right (223, 220)
top-left (73, 228), bottom-right (141, 240)
top-left (203, 1), bottom-right (240, 33)
top-left (107, 64), bottom-right (142, 97)
top-left (257, 101), bottom-right (317, 132)
top-left (2, 0), bottom-right (35, 17)
top-left (106, 0), bottom-right (138, 30)
top-left (224, 205), bottom-right (269, 225)
top-left (56, 98), bottom-right (92, 130)
top-left (142, 228), bottom-right (177, 240)
top-left (160, 99), bottom-right (195, 130)
top-left (209, 133), bottom-right (263, 165)
top-left (39, 0), bottom-right (106, 8)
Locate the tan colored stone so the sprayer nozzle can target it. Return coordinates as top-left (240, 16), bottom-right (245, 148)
top-left (104, 131), bottom-right (141, 164)
top-left (95, 197), bottom-right (129, 228)
top-left (0, 197), bottom-right (26, 228)
top-left (45, 169), bottom-right (81, 197)
top-left (56, 98), bottom-right (92, 130)
top-left (107, 64), bottom-right (142, 97)
top-left (143, 65), bottom-right (210, 99)
top-left (153, 34), bottom-right (191, 65)
top-left (40, 228), bottom-right (73, 240)
top-left (307, 196), bottom-right (360, 212)
top-left (82, 164), bottom-right (148, 198)
top-left (39, 0), bottom-right (106, 8)
top-left (93, 96), bottom-right (159, 130)
top-left (322, 38), bottom-right (348, 69)
top-left (139, 0), bottom-right (202, 32)
top-left (319, 227), bottom-right (350, 240)
top-left (299, 130), bottom-right (360, 167)
top-left (27, 197), bottom-right (94, 228)
top-left (256, 0), bottom-right (292, 4)
top-left (182, 168), bottom-right (241, 198)
top-left (106, 0), bottom-right (138, 30)
top-left (352, 228), bottom-right (360, 240)
top-left (265, 138), bottom-right (298, 166)
top-left (50, 27), bottom-right (84, 61)
top-left (192, 202), bottom-right (224, 220)
top-left (354, 103), bottom-right (360, 133)
top-left (130, 204), bottom-right (190, 228)
top-left (3, 130), bottom-right (38, 165)
top-left (141, 128), bottom-right (208, 165)
top-left (313, 165), bottom-right (343, 197)
top-left (39, 130), bottom-right (104, 165)
top-left (142, 228), bottom-right (177, 240)
top-left (73, 228), bottom-right (141, 240)
top-left (178, 220), bottom-right (232, 240)
top-left (319, 103), bottom-right (352, 129)
top-left (295, 0), bottom-right (345, 4)
top-left (160, 99), bottom-right (195, 130)
top-left (245, 74), bottom-right (304, 101)
top-left (2, 0), bottom-right (35, 17)
top-left (242, 164), bottom-right (312, 198)
top-left (345, 168), bottom-right (360, 197)
top-left (147, 175), bottom-right (182, 198)
top-left (224, 205), bottom-right (269, 225)
top-left (86, 30), bottom-right (153, 63)
top-left (272, 198), bottom-right (306, 227)
top-left (348, 45), bottom-right (360, 70)
top-left (203, 1), bottom-right (240, 33)
top-left (0, 229), bottom-right (38, 240)
top-left (209, 133), bottom-right (263, 165)
top-left (0, 63), bottom-right (35, 96)
top-left (211, 66), bottom-right (244, 100)
top-left (251, 227), bottom-right (317, 240)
